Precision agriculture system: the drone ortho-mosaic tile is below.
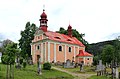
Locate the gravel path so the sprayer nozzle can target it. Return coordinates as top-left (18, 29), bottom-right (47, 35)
top-left (52, 67), bottom-right (96, 79)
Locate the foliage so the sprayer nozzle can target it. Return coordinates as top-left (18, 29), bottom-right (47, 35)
top-left (23, 61), bottom-right (27, 68)
top-left (101, 45), bottom-right (115, 64)
top-left (2, 43), bottom-right (18, 65)
top-left (19, 22), bottom-right (38, 58)
top-left (19, 58), bottom-right (23, 64)
top-left (113, 39), bottom-right (120, 63)
top-left (56, 27), bottom-right (88, 46)
top-left (93, 55), bottom-right (99, 65)
top-left (43, 62), bottom-right (51, 70)
top-left (1, 43), bottom-right (19, 79)
top-left (0, 39), bottom-right (13, 54)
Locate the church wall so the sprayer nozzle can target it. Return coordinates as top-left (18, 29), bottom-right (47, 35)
top-left (75, 47), bottom-right (79, 57)
top-left (46, 42), bottom-right (48, 61)
top-left (84, 57), bottom-right (93, 65)
top-left (56, 44), bottom-right (65, 62)
top-left (66, 45), bottom-right (74, 61)
top-left (50, 43), bottom-right (54, 62)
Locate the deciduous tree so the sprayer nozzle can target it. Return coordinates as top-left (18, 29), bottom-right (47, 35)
top-left (19, 22), bottom-right (37, 59)
top-left (2, 43), bottom-right (18, 79)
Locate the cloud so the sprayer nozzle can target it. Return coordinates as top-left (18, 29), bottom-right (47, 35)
top-left (0, 0), bottom-right (120, 43)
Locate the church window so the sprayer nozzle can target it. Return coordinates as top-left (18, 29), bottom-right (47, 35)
top-left (59, 45), bottom-right (62, 51)
top-left (69, 47), bottom-right (72, 52)
top-left (87, 58), bottom-right (89, 60)
top-left (37, 45), bottom-right (40, 50)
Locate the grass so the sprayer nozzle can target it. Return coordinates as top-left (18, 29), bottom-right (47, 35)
top-left (88, 75), bottom-right (111, 79)
top-left (53, 65), bottom-right (96, 74)
top-left (0, 63), bottom-right (74, 79)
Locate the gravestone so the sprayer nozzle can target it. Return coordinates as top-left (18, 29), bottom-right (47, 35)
top-left (66, 59), bottom-right (71, 67)
top-left (115, 67), bottom-right (119, 79)
top-left (111, 61), bottom-right (119, 79)
top-left (63, 59), bottom-right (74, 68)
top-left (15, 57), bottom-right (21, 69)
top-left (96, 60), bottom-right (105, 76)
top-left (37, 57), bottom-right (42, 75)
top-left (79, 63), bottom-right (83, 72)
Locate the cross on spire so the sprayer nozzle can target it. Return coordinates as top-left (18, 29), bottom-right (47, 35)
top-left (43, 5), bottom-right (45, 11)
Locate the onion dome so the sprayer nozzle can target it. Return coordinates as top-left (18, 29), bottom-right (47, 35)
top-left (40, 9), bottom-right (47, 18)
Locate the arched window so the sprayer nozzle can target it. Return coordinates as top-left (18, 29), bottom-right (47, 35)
top-left (37, 45), bottom-right (40, 50)
top-left (69, 47), bottom-right (71, 52)
top-left (59, 46), bottom-right (62, 51)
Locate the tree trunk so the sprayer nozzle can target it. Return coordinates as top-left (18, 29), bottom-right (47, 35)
top-left (10, 64), bottom-right (12, 79)
top-left (6, 65), bottom-right (9, 79)
top-left (12, 64), bottom-right (14, 79)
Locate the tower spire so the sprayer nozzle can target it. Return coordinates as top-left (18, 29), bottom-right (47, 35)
top-left (67, 24), bottom-right (72, 37)
top-left (43, 4), bottom-right (45, 11)
top-left (39, 8), bottom-right (48, 32)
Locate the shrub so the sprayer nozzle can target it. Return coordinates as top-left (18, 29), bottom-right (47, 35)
top-left (43, 62), bottom-right (51, 70)
top-left (23, 61), bottom-right (26, 68)
top-left (19, 58), bottom-right (23, 64)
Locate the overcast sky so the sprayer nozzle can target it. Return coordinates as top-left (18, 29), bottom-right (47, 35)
top-left (0, 0), bottom-right (120, 43)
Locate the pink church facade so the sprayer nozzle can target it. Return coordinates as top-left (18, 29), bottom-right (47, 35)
top-left (31, 9), bottom-right (93, 65)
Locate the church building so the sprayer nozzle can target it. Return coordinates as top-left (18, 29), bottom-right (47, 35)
top-left (31, 9), bottom-right (93, 65)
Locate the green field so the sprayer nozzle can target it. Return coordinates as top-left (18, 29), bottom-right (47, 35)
top-left (0, 64), bottom-right (74, 79)
top-left (54, 65), bottom-right (96, 74)
top-left (88, 75), bottom-right (111, 79)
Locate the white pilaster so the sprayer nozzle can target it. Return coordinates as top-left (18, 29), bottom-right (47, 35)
top-left (83, 57), bottom-right (85, 65)
top-left (54, 43), bottom-right (56, 62)
top-left (45, 42), bottom-right (46, 62)
top-left (48, 42), bottom-right (50, 62)
top-left (41, 43), bottom-right (43, 62)
top-left (74, 46), bottom-right (75, 61)
top-left (64, 45), bottom-right (66, 62)
top-left (33, 45), bottom-right (36, 63)
top-left (78, 46), bottom-right (79, 54)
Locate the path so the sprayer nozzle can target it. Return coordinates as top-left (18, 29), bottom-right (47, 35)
top-left (52, 67), bottom-right (96, 79)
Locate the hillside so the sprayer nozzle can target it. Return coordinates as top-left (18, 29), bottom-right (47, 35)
top-left (86, 40), bottom-right (118, 56)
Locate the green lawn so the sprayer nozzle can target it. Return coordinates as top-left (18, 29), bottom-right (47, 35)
top-left (54, 65), bottom-right (96, 74)
top-left (0, 64), bottom-right (74, 79)
top-left (88, 75), bottom-right (111, 79)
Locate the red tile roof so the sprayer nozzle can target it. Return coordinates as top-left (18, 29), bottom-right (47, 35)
top-left (76, 50), bottom-right (93, 57)
top-left (44, 31), bottom-right (85, 47)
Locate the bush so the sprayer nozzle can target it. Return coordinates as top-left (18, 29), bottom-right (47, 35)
top-left (19, 58), bottom-right (23, 64)
top-left (43, 62), bottom-right (51, 70)
top-left (23, 61), bottom-right (26, 68)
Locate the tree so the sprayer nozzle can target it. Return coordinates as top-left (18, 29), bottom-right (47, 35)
top-left (56, 27), bottom-right (88, 46)
top-left (1, 43), bottom-right (18, 79)
top-left (101, 45), bottom-right (115, 64)
top-left (0, 39), bottom-right (13, 54)
top-left (113, 39), bottom-right (120, 64)
top-left (19, 22), bottom-right (37, 59)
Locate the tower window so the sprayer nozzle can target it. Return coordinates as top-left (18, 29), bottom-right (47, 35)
top-left (69, 47), bottom-right (72, 52)
top-left (59, 46), bottom-right (62, 51)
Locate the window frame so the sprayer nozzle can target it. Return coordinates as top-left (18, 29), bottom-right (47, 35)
top-left (59, 45), bottom-right (62, 52)
top-left (68, 47), bottom-right (72, 52)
